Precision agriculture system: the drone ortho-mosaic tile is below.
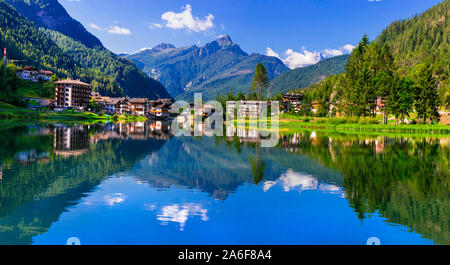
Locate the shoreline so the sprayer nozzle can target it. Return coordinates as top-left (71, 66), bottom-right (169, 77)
top-left (0, 108), bottom-right (148, 123)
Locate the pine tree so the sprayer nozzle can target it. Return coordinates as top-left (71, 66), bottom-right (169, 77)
top-left (251, 63), bottom-right (269, 101)
top-left (413, 63), bottom-right (440, 123)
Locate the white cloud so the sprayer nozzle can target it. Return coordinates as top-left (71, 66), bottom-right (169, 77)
top-left (342, 44), bottom-right (355, 53)
top-left (161, 4), bottom-right (214, 32)
top-left (108, 26), bottom-right (132, 35)
top-left (149, 23), bottom-right (163, 29)
top-left (89, 23), bottom-right (103, 31)
top-left (266, 44), bottom-right (355, 69)
top-left (266, 47), bottom-right (282, 60)
top-left (284, 48), bottom-right (323, 69)
top-left (323, 49), bottom-right (343, 57)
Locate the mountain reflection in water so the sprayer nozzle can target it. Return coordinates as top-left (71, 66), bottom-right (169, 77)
top-left (0, 121), bottom-right (447, 245)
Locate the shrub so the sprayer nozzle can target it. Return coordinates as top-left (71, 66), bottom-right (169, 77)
top-left (303, 118), bottom-right (310, 123)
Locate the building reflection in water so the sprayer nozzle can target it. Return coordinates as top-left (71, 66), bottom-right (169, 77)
top-left (52, 121), bottom-right (174, 158)
top-left (53, 126), bottom-right (90, 157)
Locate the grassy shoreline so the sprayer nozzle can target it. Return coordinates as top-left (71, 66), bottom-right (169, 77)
top-left (0, 108), bottom-right (147, 123)
top-left (229, 114), bottom-right (450, 134)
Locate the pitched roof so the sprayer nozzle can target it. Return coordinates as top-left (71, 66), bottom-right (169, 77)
top-left (108, 97), bottom-right (127, 104)
top-left (129, 98), bottom-right (148, 103)
top-left (39, 70), bottom-right (53, 75)
top-left (54, 79), bottom-right (91, 86)
top-left (20, 66), bottom-right (38, 72)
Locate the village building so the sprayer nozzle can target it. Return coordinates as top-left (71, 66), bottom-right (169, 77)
top-left (282, 93), bottom-right (303, 113)
top-left (54, 79), bottom-right (91, 110)
top-left (114, 98), bottom-right (129, 114)
top-left (227, 101), bottom-right (265, 118)
top-left (148, 98), bottom-right (174, 118)
top-left (92, 94), bottom-right (111, 111)
top-left (17, 67), bottom-right (53, 82)
top-left (129, 98), bottom-right (149, 116)
top-left (149, 101), bottom-right (172, 119)
top-left (375, 97), bottom-right (387, 115)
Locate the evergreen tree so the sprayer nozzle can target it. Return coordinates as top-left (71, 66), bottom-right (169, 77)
top-left (412, 63), bottom-right (440, 123)
top-left (251, 63), bottom-right (269, 101)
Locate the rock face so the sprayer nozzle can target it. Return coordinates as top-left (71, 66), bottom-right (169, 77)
top-left (126, 35), bottom-right (290, 100)
top-left (6, 0), bottom-right (103, 48)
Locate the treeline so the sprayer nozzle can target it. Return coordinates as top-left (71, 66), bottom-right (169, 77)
top-left (297, 34), bottom-right (442, 124)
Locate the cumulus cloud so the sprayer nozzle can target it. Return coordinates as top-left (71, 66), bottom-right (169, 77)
top-left (342, 44), bottom-right (355, 53)
top-left (161, 4), bottom-right (214, 32)
top-left (285, 48), bottom-right (323, 69)
top-left (108, 26), bottom-right (132, 35)
top-left (266, 44), bottom-right (355, 69)
top-left (323, 48), bottom-right (343, 57)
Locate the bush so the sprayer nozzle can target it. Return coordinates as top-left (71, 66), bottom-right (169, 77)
top-left (303, 118), bottom-right (310, 123)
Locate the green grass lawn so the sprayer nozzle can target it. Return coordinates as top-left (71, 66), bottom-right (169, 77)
top-left (229, 114), bottom-right (450, 134)
top-left (0, 108), bottom-right (147, 123)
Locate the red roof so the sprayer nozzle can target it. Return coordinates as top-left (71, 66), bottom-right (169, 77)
top-left (39, 70), bottom-right (53, 75)
top-left (20, 66), bottom-right (38, 72)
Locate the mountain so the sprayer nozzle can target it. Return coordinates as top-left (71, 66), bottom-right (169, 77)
top-left (377, 0), bottom-right (449, 104)
top-left (0, 0), bottom-right (170, 99)
top-left (126, 35), bottom-right (290, 100)
top-left (5, 0), bottom-right (102, 49)
top-left (270, 54), bottom-right (350, 94)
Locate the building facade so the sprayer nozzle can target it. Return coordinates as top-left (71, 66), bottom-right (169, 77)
top-left (54, 79), bottom-right (91, 110)
top-left (17, 67), bottom-right (53, 82)
top-left (129, 98), bottom-right (149, 116)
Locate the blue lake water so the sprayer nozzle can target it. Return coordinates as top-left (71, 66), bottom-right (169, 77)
top-left (0, 122), bottom-right (447, 245)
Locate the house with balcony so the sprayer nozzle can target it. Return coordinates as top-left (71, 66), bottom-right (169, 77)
top-left (129, 98), bottom-right (149, 116)
top-left (54, 79), bottom-right (91, 110)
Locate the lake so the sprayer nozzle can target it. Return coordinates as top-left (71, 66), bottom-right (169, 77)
top-left (0, 121), bottom-right (448, 245)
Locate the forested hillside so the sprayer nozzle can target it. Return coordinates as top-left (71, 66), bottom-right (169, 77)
top-left (377, 0), bottom-right (449, 106)
top-left (270, 54), bottom-right (349, 95)
top-left (5, 0), bottom-right (102, 48)
top-left (0, 0), bottom-right (170, 99)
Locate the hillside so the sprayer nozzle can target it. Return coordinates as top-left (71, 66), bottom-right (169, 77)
top-left (377, 0), bottom-right (449, 105)
top-left (0, 0), bottom-right (170, 99)
top-left (126, 35), bottom-right (289, 100)
top-left (5, 0), bottom-right (102, 48)
top-left (271, 54), bottom-right (350, 95)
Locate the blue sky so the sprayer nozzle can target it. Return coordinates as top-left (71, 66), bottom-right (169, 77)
top-left (61, 0), bottom-right (442, 68)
